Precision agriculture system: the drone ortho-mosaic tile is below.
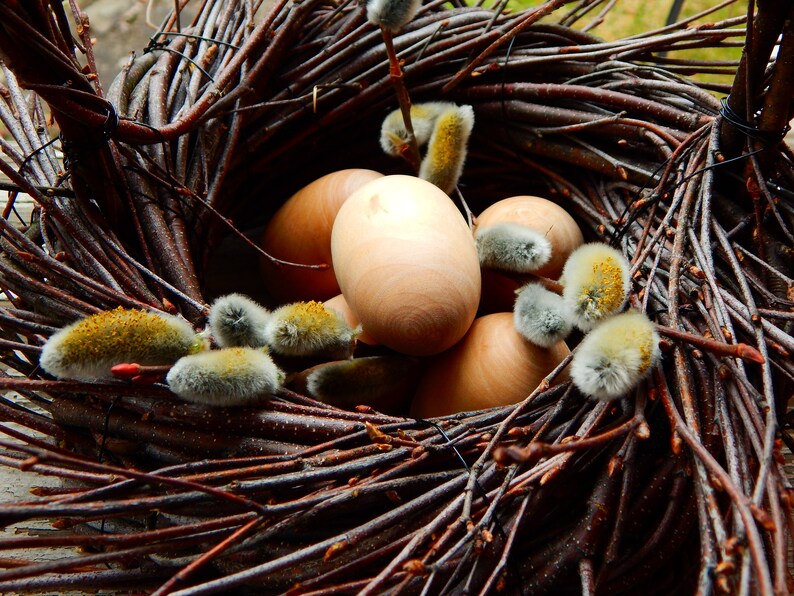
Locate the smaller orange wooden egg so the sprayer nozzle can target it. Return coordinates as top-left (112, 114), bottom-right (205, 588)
top-left (259, 169), bottom-right (383, 303)
top-left (410, 312), bottom-right (570, 418)
top-left (475, 195), bottom-right (584, 312)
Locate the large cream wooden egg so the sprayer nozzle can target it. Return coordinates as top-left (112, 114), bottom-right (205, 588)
top-left (331, 175), bottom-right (481, 356)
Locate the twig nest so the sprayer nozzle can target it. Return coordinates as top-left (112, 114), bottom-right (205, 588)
top-left (410, 312), bottom-right (570, 417)
top-left (331, 175), bottom-right (481, 356)
top-left (259, 169), bottom-right (384, 303)
top-left (475, 196), bottom-right (584, 312)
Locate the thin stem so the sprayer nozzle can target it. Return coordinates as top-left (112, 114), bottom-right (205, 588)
top-left (380, 26), bottom-right (421, 172)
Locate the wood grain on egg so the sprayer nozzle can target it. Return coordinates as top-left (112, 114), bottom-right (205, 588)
top-left (323, 293), bottom-right (378, 345)
top-left (331, 175), bottom-right (481, 356)
top-left (410, 312), bottom-right (570, 417)
top-left (259, 169), bottom-right (383, 303)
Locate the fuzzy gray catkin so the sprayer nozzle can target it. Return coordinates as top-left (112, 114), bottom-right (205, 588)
top-left (366, 0), bottom-right (422, 31)
top-left (475, 222), bottom-right (553, 274)
top-left (166, 347), bottom-right (284, 406)
top-left (513, 283), bottom-right (573, 348)
top-left (208, 293), bottom-right (271, 348)
top-left (570, 310), bottom-right (661, 401)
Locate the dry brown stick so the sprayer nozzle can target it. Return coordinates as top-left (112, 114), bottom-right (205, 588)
top-left (719, 0), bottom-right (788, 156)
top-left (66, 0), bottom-right (102, 95)
top-left (0, 529), bottom-right (235, 584)
top-left (463, 83), bottom-right (710, 131)
top-left (653, 369), bottom-right (774, 595)
top-left (477, 491), bottom-right (530, 595)
top-left (0, 64), bottom-right (59, 185)
top-left (379, 26), bottom-right (421, 173)
top-left (0, 225), bottom-right (158, 312)
top-left (711, 217), bottom-right (779, 478)
top-left (656, 324), bottom-right (765, 363)
top-left (493, 416), bottom-right (646, 464)
top-left (0, 159), bottom-right (153, 307)
top-left (359, 465), bottom-right (505, 595)
top-left (0, 513), bottom-right (256, 551)
top-left (520, 463), bottom-right (620, 593)
top-left (458, 353), bottom-right (574, 525)
top-left (0, 568), bottom-right (169, 594)
top-left (425, 464), bottom-right (517, 572)
top-left (0, 454), bottom-right (113, 488)
top-left (603, 469), bottom-right (695, 591)
top-left (600, 432), bottom-right (641, 569)
top-left (442, 0), bottom-right (576, 93)
top-left (150, 516), bottom-right (263, 596)
top-left (166, 471), bottom-right (472, 595)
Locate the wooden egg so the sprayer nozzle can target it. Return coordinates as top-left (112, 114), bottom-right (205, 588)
top-left (475, 196), bottom-right (584, 279)
top-left (410, 312), bottom-right (570, 418)
top-left (331, 175), bottom-right (481, 356)
top-left (259, 169), bottom-right (384, 303)
top-left (323, 294), bottom-right (378, 345)
top-left (475, 195), bottom-right (584, 313)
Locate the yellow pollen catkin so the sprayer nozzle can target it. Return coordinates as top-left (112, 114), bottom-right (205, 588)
top-left (266, 301), bottom-right (356, 358)
top-left (637, 337), bottom-right (652, 373)
top-left (39, 307), bottom-right (200, 380)
top-left (418, 105), bottom-right (474, 195)
top-left (166, 347), bottom-right (284, 406)
top-left (562, 243), bottom-right (631, 331)
top-left (379, 102), bottom-right (457, 156)
top-left (582, 257), bottom-right (625, 312)
top-left (283, 301), bottom-right (336, 331)
top-left (569, 310), bottom-right (661, 401)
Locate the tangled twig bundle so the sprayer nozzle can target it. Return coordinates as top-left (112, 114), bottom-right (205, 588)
top-left (0, 0), bottom-right (792, 593)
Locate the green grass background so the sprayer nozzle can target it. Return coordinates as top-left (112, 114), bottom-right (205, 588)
top-left (507, 0), bottom-right (746, 39)
top-left (507, 0), bottom-right (747, 88)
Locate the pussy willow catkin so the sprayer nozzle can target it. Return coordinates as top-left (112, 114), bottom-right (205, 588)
top-left (265, 301), bottom-right (357, 358)
top-left (570, 310), bottom-right (661, 400)
top-left (513, 282), bottom-right (573, 348)
top-left (561, 243), bottom-right (630, 331)
top-left (380, 102), bottom-right (456, 157)
top-left (475, 222), bottom-right (553, 273)
top-left (366, 0), bottom-right (422, 31)
top-left (39, 307), bottom-right (201, 381)
top-left (209, 293), bottom-right (271, 349)
top-left (166, 347), bottom-right (284, 406)
top-left (418, 104), bottom-right (475, 195)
